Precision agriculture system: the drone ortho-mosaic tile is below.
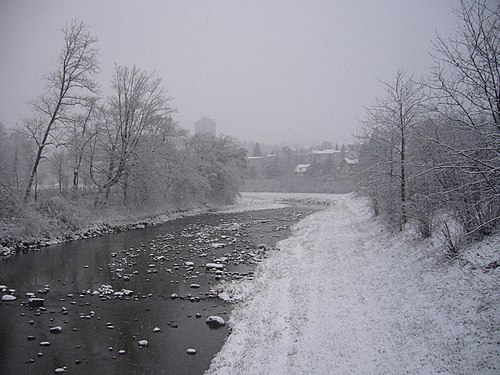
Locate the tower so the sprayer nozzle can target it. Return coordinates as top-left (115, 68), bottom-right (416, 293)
top-left (194, 116), bottom-right (216, 136)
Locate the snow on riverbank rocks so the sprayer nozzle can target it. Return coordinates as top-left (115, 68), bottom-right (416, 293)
top-left (101, 211), bottom-right (305, 294)
top-left (1, 246), bottom-right (13, 256)
top-left (0, 192), bottom-right (327, 254)
top-left (1, 285), bottom-right (17, 301)
top-left (0, 207), bottom-right (209, 253)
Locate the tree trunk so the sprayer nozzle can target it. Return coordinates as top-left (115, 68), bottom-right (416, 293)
top-left (34, 171), bottom-right (38, 201)
top-left (24, 92), bottom-right (62, 202)
top-left (24, 144), bottom-right (45, 202)
top-left (122, 168), bottom-right (129, 207)
top-left (400, 125), bottom-right (407, 228)
top-left (73, 168), bottom-right (79, 191)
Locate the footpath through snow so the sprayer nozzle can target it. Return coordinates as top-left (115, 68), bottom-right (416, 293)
top-left (207, 193), bottom-right (500, 374)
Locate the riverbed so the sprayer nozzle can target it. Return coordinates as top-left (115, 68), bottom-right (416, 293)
top-left (0, 205), bottom-right (317, 374)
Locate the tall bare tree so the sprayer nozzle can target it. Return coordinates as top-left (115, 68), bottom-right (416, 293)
top-left (49, 150), bottom-right (68, 192)
top-left (0, 123), bottom-right (17, 215)
top-left (427, 0), bottom-right (499, 236)
top-left (90, 65), bottom-right (175, 206)
top-left (22, 20), bottom-right (99, 201)
top-left (358, 70), bottom-right (427, 229)
top-left (58, 101), bottom-right (98, 191)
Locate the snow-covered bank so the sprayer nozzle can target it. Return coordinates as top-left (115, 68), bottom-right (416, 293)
top-left (208, 194), bottom-right (500, 374)
top-left (0, 192), bottom-right (327, 255)
top-left (0, 205), bottom-right (207, 254)
top-left (221, 192), bottom-right (336, 213)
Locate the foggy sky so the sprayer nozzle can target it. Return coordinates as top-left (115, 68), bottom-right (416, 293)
top-left (0, 0), bottom-right (459, 146)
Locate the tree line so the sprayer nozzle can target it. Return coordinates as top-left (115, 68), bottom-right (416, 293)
top-left (0, 20), bottom-right (246, 243)
top-left (356, 0), bottom-right (499, 252)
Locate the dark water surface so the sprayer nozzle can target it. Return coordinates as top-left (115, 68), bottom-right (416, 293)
top-left (0, 207), bottom-right (314, 374)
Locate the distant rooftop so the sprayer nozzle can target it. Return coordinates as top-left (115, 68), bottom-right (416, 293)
top-left (343, 158), bottom-right (359, 165)
top-left (247, 155), bottom-right (276, 160)
top-left (294, 164), bottom-right (311, 173)
top-left (307, 149), bottom-right (340, 155)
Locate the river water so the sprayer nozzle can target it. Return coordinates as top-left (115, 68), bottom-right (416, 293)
top-left (0, 206), bottom-right (314, 374)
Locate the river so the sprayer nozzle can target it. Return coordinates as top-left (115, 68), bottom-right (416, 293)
top-left (0, 206), bottom-right (314, 374)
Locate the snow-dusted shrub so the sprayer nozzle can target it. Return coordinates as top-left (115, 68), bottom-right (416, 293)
top-left (441, 220), bottom-right (464, 257)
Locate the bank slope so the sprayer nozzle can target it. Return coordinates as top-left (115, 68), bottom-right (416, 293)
top-left (207, 194), bottom-right (499, 374)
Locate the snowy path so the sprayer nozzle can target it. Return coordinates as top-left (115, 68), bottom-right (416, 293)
top-left (207, 194), bottom-right (499, 374)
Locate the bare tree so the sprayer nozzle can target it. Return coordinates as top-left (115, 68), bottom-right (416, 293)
top-left (89, 65), bottom-right (175, 206)
top-left (431, 0), bottom-right (499, 130)
top-left (49, 150), bottom-right (68, 192)
top-left (0, 123), bottom-right (17, 215)
top-left (186, 133), bottom-right (247, 205)
top-left (22, 20), bottom-right (99, 201)
top-left (358, 70), bottom-right (427, 230)
top-left (427, 0), bottom-right (499, 236)
top-left (58, 101), bottom-right (98, 191)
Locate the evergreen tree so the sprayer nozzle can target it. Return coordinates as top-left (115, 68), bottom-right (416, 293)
top-left (252, 142), bottom-right (263, 157)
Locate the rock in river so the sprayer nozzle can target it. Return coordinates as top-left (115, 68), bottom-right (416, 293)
top-left (206, 316), bottom-right (225, 328)
top-left (205, 263), bottom-right (224, 270)
top-left (50, 326), bottom-right (63, 334)
top-left (28, 298), bottom-right (45, 307)
top-left (2, 295), bottom-right (16, 301)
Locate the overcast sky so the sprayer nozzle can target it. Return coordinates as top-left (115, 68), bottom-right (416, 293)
top-left (0, 0), bottom-right (460, 146)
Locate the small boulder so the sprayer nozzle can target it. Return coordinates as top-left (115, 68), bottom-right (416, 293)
top-left (28, 298), bottom-right (45, 308)
top-left (205, 263), bottom-right (224, 270)
top-left (50, 326), bottom-right (62, 334)
top-left (205, 316), bottom-right (225, 328)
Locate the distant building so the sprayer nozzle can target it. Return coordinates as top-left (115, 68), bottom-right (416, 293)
top-left (339, 157), bottom-right (359, 176)
top-left (306, 146), bottom-right (359, 167)
top-left (294, 164), bottom-right (311, 176)
top-left (307, 149), bottom-right (342, 165)
top-left (194, 116), bottom-right (216, 136)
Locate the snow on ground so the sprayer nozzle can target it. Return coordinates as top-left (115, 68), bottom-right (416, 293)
top-left (207, 193), bottom-right (500, 375)
top-left (220, 192), bottom-right (336, 213)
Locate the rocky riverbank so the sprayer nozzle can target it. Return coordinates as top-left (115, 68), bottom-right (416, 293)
top-left (0, 203), bottom-right (322, 374)
top-left (1, 207), bottom-right (206, 256)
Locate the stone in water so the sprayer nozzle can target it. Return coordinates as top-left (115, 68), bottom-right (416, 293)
top-left (206, 315), bottom-right (225, 328)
